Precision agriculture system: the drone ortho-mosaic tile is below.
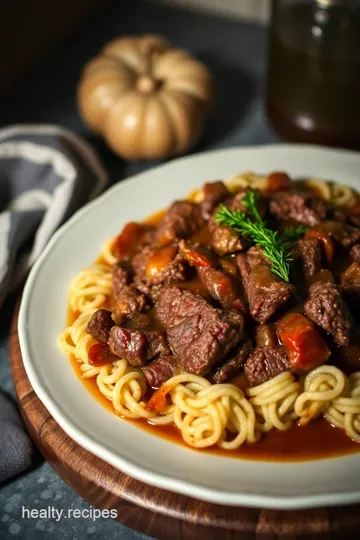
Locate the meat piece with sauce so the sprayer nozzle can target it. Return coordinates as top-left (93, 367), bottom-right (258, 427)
top-left (178, 241), bottom-right (246, 312)
top-left (142, 355), bottom-right (177, 387)
top-left (350, 244), bottom-right (360, 263)
top-left (125, 313), bottom-right (152, 330)
top-left (304, 282), bottom-right (352, 346)
top-left (237, 247), bottom-right (294, 323)
top-left (245, 346), bottom-right (290, 387)
top-left (207, 187), bottom-right (266, 256)
top-left (112, 261), bottom-right (149, 323)
top-left (155, 287), bottom-right (245, 375)
top-left (152, 201), bottom-right (204, 247)
top-left (197, 266), bottom-right (247, 314)
top-left (292, 237), bottom-right (323, 280)
top-left (229, 188), bottom-right (268, 217)
top-left (201, 180), bottom-right (229, 219)
top-left (212, 340), bottom-right (252, 383)
top-left (314, 221), bottom-right (360, 247)
top-left (87, 309), bottom-right (115, 344)
top-left (179, 240), bottom-right (218, 267)
top-left (132, 244), bottom-right (189, 293)
top-left (113, 286), bottom-right (149, 324)
top-left (255, 324), bottom-right (277, 347)
top-left (341, 262), bottom-right (360, 308)
top-left (109, 326), bottom-right (170, 367)
top-left (112, 261), bottom-right (132, 295)
top-left (269, 190), bottom-right (327, 226)
top-left (210, 224), bottom-right (250, 256)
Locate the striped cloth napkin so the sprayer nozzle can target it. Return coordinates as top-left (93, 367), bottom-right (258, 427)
top-left (0, 124), bottom-right (108, 482)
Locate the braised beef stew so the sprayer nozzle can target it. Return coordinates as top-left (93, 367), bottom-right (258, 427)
top-left (74, 173), bottom-right (360, 459)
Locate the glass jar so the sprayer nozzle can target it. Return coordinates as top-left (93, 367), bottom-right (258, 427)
top-left (266, 0), bottom-right (360, 149)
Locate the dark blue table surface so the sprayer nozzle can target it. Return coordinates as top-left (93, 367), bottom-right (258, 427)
top-left (0, 1), bottom-right (278, 538)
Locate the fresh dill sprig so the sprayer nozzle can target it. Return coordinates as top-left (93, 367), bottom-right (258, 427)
top-left (240, 190), bottom-right (263, 223)
top-left (215, 192), bottom-right (305, 282)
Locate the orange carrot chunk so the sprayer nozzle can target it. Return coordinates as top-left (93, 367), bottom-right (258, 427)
top-left (113, 222), bottom-right (145, 259)
top-left (145, 246), bottom-right (177, 278)
top-left (277, 312), bottom-right (330, 372)
top-left (88, 343), bottom-right (117, 367)
top-left (146, 384), bottom-right (171, 412)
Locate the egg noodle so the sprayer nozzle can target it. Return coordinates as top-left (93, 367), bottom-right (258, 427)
top-left (59, 174), bottom-right (360, 449)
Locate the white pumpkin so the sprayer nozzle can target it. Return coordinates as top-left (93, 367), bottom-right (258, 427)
top-left (77, 35), bottom-right (213, 160)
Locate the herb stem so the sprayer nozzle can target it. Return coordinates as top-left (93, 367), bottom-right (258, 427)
top-left (215, 193), bottom-right (306, 282)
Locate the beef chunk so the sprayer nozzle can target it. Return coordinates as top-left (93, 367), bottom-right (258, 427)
top-left (245, 246), bottom-right (269, 267)
top-left (137, 284), bottom-right (164, 303)
top-left (349, 215), bottom-right (360, 228)
top-left (212, 341), bottom-right (252, 383)
top-left (269, 190), bottom-right (327, 226)
top-left (132, 245), bottom-right (188, 292)
top-left (111, 260), bottom-right (148, 322)
top-left (341, 262), bottom-right (360, 307)
top-left (201, 181), bottom-right (229, 219)
top-left (208, 188), bottom-right (265, 256)
top-left (315, 221), bottom-right (360, 247)
top-left (292, 237), bottom-right (322, 279)
top-left (229, 188), bottom-right (267, 217)
top-left (155, 287), bottom-right (245, 375)
top-left (143, 356), bottom-right (177, 387)
top-left (351, 244), bottom-right (360, 263)
top-left (109, 327), bottom-right (170, 367)
top-left (153, 201), bottom-right (204, 246)
top-left (245, 346), bottom-right (290, 387)
top-left (210, 224), bottom-right (249, 256)
top-left (87, 309), bottom-right (115, 344)
top-left (304, 281), bottom-right (352, 346)
top-left (126, 313), bottom-right (152, 330)
top-left (197, 266), bottom-right (247, 313)
top-left (237, 247), bottom-right (294, 323)
top-left (255, 324), bottom-right (277, 347)
top-left (113, 286), bottom-right (148, 323)
top-left (332, 207), bottom-right (347, 223)
top-left (112, 261), bottom-right (132, 296)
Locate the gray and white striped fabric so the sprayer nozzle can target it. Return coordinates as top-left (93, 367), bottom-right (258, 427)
top-left (0, 125), bottom-right (108, 307)
top-left (0, 124), bottom-right (108, 483)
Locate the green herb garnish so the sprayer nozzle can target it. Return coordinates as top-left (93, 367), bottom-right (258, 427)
top-left (215, 192), bottom-right (306, 282)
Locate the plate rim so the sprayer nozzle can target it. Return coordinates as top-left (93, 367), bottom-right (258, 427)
top-left (18, 143), bottom-right (360, 509)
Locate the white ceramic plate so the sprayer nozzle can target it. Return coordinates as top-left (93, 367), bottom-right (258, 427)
top-left (19, 145), bottom-right (360, 509)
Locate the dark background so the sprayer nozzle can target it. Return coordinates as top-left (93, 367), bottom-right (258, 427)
top-left (0, 0), bottom-right (277, 183)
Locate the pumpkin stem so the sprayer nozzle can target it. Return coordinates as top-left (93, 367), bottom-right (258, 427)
top-left (137, 75), bottom-right (158, 93)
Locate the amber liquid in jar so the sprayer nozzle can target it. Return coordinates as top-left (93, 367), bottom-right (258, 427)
top-left (266, 1), bottom-right (360, 149)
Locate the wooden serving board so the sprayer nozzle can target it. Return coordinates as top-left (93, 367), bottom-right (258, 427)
top-left (9, 305), bottom-right (360, 539)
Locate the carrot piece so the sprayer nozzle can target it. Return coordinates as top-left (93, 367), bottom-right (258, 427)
top-left (145, 246), bottom-right (177, 278)
top-left (112, 222), bottom-right (144, 259)
top-left (277, 312), bottom-right (330, 372)
top-left (146, 384), bottom-right (171, 412)
top-left (88, 343), bottom-right (117, 366)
